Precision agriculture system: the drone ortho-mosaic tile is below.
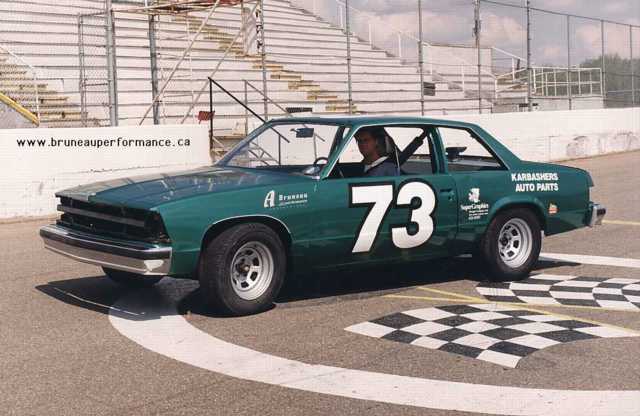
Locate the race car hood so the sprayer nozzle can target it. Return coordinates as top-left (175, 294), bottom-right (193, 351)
top-left (56, 166), bottom-right (309, 208)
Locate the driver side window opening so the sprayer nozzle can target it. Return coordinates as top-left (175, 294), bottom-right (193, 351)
top-left (329, 125), bottom-right (437, 179)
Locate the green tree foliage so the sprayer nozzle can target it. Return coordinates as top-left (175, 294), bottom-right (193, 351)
top-left (580, 54), bottom-right (639, 107)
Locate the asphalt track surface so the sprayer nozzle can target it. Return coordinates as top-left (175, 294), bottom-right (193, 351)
top-left (2, 151), bottom-right (639, 416)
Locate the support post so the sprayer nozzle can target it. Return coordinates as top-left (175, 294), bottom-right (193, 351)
top-left (345, 0), bottom-right (353, 114)
top-left (631, 26), bottom-right (635, 106)
top-left (526, 0), bottom-right (532, 111)
top-left (148, 13), bottom-right (160, 124)
top-left (105, 0), bottom-right (119, 125)
top-left (567, 15), bottom-right (572, 110)
top-left (78, 15), bottom-right (87, 126)
top-left (601, 20), bottom-right (606, 101)
top-left (244, 80), bottom-right (248, 135)
top-left (474, 0), bottom-right (482, 113)
top-left (241, 0), bottom-right (247, 55)
top-left (209, 79), bottom-right (214, 151)
top-left (418, 0), bottom-right (425, 116)
top-left (257, 0), bottom-right (268, 120)
top-left (578, 68), bottom-right (581, 95)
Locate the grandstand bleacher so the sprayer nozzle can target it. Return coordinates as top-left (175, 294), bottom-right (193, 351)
top-left (0, 0), bottom-right (506, 136)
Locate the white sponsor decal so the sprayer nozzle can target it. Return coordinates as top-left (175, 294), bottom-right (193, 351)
top-left (264, 190), bottom-right (275, 208)
top-left (511, 172), bottom-right (559, 182)
top-left (264, 190), bottom-right (308, 209)
top-left (460, 187), bottom-right (489, 221)
top-left (468, 188), bottom-right (480, 203)
top-left (511, 172), bottom-right (559, 192)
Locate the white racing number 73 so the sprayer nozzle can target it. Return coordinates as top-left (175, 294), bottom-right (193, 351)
top-left (349, 181), bottom-right (436, 253)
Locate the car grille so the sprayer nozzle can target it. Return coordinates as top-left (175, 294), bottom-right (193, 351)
top-left (56, 197), bottom-right (169, 244)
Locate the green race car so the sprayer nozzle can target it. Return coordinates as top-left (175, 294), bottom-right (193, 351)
top-left (40, 117), bottom-right (606, 315)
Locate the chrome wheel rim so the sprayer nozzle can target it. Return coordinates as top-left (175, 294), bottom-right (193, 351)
top-left (230, 241), bottom-right (274, 301)
top-left (498, 218), bottom-right (533, 269)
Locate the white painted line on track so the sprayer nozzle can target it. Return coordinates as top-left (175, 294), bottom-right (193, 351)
top-left (540, 253), bottom-right (640, 269)
top-left (109, 291), bottom-right (640, 416)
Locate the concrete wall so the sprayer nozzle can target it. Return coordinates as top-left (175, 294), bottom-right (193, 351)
top-left (442, 107), bottom-right (640, 162)
top-left (0, 124), bottom-right (211, 219)
top-left (0, 101), bottom-right (36, 129)
top-left (494, 97), bottom-right (605, 113)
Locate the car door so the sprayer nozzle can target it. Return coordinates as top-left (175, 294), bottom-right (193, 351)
top-left (436, 125), bottom-right (512, 249)
top-left (309, 125), bottom-right (458, 267)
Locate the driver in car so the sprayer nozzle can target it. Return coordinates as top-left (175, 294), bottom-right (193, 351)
top-left (355, 127), bottom-right (429, 177)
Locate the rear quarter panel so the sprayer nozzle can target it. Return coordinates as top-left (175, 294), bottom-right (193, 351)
top-left (505, 162), bottom-right (591, 235)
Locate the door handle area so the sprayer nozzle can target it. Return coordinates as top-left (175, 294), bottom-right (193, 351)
top-left (439, 188), bottom-right (455, 201)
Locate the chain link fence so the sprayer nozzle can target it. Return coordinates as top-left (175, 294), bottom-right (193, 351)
top-left (3, 0), bottom-right (635, 130)
top-left (78, 11), bottom-right (113, 126)
top-left (291, 0), bottom-right (639, 114)
top-left (0, 1), bottom-right (102, 127)
top-left (0, 43), bottom-right (41, 124)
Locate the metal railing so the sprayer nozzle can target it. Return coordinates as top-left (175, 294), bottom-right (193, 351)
top-left (139, 0), bottom-right (224, 124)
top-left (176, 0), bottom-right (261, 124)
top-left (0, 42), bottom-right (40, 122)
top-left (496, 66), bottom-right (603, 97)
top-left (491, 46), bottom-right (524, 79)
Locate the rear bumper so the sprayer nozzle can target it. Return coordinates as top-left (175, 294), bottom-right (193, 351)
top-left (40, 224), bottom-right (171, 276)
top-left (588, 203), bottom-right (606, 227)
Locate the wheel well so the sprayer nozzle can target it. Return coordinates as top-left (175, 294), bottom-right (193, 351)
top-left (200, 216), bottom-right (292, 256)
top-left (494, 203), bottom-right (546, 232)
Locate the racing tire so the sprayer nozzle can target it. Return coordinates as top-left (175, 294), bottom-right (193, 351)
top-left (198, 223), bottom-right (286, 316)
top-left (103, 267), bottom-right (163, 288)
top-left (479, 208), bottom-right (541, 281)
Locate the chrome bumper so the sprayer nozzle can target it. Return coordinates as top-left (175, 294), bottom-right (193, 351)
top-left (40, 224), bottom-right (171, 276)
top-left (588, 203), bottom-right (606, 227)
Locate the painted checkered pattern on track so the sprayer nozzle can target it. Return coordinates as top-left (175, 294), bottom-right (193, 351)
top-left (476, 274), bottom-right (640, 310)
top-left (345, 304), bottom-right (638, 367)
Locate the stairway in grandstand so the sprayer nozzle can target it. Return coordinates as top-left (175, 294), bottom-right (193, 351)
top-left (0, 50), bottom-right (94, 127)
top-left (0, 0), bottom-right (496, 132)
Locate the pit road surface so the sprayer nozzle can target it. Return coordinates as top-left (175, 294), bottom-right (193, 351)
top-left (2, 151), bottom-right (639, 416)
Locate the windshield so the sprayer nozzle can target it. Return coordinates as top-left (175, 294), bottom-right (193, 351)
top-left (220, 122), bottom-right (347, 172)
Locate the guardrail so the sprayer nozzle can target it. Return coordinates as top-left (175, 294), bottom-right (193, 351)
top-left (0, 42), bottom-right (40, 123)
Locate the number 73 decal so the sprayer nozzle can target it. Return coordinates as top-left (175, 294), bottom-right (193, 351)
top-left (349, 180), bottom-right (437, 253)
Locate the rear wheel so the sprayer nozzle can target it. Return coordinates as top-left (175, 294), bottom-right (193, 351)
top-left (479, 208), bottom-right (541, 281)
top-left (199, 223), bottom-right (286, 316)
top-left (103, 267), bottom-right (163, 288)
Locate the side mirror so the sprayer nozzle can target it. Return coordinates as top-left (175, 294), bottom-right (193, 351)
top-left (302, 165), bottom-right (321, 176)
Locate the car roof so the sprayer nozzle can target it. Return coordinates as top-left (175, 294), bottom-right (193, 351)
top-left (267, 115), bottom-right (479, 130)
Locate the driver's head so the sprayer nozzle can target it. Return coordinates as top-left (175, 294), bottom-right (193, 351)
top-left (355, 127), bottom-right (387, 163)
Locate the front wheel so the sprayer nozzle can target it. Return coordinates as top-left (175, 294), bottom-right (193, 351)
top-left (198, 223), bottom-right (286, 316)
top-left (479, 208), bottom-right (541, 281)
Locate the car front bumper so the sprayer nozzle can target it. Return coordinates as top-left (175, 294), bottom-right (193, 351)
top-left (588, 203), bottom-right (606, 227)
top-left (40, 224), bottom-right (172, 276)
